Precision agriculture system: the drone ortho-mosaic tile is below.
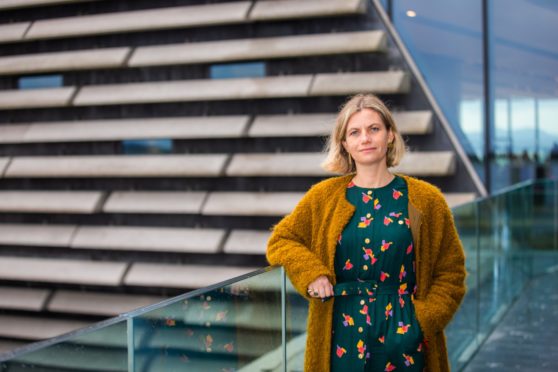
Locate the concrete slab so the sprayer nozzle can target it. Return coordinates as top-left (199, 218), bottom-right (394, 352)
top-left (0, 22), bottom-right (30, 43)
top-left (0, 191), bottom-right (104, 213)
top-left (0, 315), bottom-right (90, 340)
top-left (129, 30), bottom-right (386, 67)
top-left (249, 114), bottom-right (334, 137)
top-left (0, 223), bottom-right (76, 247)
top-left (444, 193), bottom-right (477, 208)
top-left (73, 75), bottom-right (313, 106)
top-left (393, 111), bottom-right (433, 135)
top-left (0, 340), bottom-right (26, 355)
top-left (103, 191), bottom-right (207, 214)
top-left (203, 192), bottom-right (304, 216)
top-left (0, 124), bottom-right (30, 143)
top-left (1, 116), bottom-right (249, 143)
top-left (0, 87), bottom-right (75, 110)
top-left (225, 152), bottom-right (328, 176)
top-left (48, 290), bottom-right (166, 316)
top-left (5, 154), bottom-right (228, 178)
top-left (0, 157), bottom-right (10, 177)
top-left (310, 71), bottom-right (411, 96)
top-left (0, 0), bottom-right (93, 10)
top-left (0, 256), bottom-right (127, 286)
top-left (391, 151), bottom-right (455, 176)
top-left (125, 263), bottom-right (258, 289)
top-left (0, 47), bottom-right (130, 75)
top-left (223, 230), bottom-right (270, 255)
top-left (0, 287), bottom-right (51, 311)
top-left (249, 0), bottom-right (366, 21)
top-left (25, 2), bottom-right (252, 40)
top-left (71, 225), bottom-right (225, 254)
top-left (248, 111), bottom-right (432, 137)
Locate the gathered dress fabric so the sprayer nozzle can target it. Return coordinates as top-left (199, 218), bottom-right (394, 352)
top-left (331, 176), bottom-right (425, 371)
top-left (266, 174), bottom-right (467, 372)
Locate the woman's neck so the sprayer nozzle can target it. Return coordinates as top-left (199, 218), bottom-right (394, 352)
top-left (352, 165), bottom-right (394, 188)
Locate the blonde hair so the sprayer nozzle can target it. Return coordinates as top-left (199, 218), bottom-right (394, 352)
top-left (322, 93), bottom-right (406, 174)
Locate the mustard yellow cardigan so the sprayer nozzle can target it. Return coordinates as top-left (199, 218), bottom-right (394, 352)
top-left (266, 174), bottom-right (466, 372)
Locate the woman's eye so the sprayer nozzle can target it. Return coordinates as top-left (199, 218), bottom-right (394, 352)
top-left (371, 127), bottom-right (380, 132)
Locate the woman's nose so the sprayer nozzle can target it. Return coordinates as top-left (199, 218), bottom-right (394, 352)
top-left (360, 131), bottom-right (371, 143)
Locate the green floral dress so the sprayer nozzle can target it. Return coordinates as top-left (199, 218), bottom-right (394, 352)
top-left (330, 176), bottom-right (425, 371)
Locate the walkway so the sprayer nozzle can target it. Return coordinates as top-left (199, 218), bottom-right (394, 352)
top-left (462, 268), bottom-right (558, 371)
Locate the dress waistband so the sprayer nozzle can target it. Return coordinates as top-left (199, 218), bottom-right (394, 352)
top-left (322, 280), bottom-right (409, 302)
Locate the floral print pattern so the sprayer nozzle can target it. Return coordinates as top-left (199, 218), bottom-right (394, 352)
top-left (331, 176), bottom-right (425, 371)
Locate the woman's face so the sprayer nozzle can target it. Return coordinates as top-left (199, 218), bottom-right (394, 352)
top-left (342, 108), bottom-right (394, 169)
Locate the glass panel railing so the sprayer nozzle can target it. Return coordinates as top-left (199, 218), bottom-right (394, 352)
top-left (2, 180), bottom-right (558, 371)
top-left (0, 318), bottom-right (128, 371)
top-left (447, 179), bottom-right (558, 370)
top-left (129, 267), bottom-right (283, 372)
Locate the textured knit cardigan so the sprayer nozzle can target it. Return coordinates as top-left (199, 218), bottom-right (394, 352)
top-left (266, 174), bottom-right (466, 372)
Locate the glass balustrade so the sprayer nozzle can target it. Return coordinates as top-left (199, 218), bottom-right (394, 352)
top-left (1, 180), bottom-right (558, 371)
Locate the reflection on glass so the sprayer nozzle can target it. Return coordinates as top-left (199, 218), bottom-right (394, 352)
top-left (0, 321), bottom-right (128, 371)
top-left (3, 180), bottom-right (558, 371)
top-left (131, 268), bottom-right (283, 372)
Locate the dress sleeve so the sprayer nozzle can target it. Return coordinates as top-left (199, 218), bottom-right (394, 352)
top-left (266, 190), bottom-right (332, 299)
top-left (413, 191), bottom-right (467, 340)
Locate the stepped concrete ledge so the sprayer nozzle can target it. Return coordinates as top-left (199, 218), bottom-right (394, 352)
top-left (310, 70), bottom-right (411, 96)
top-left (0, 157), bottom-right (10, 177)
top-left (0, 124), bottom-right (29, 144)
top-left (224, 230), bottom-right (271, 255)
top-left (0, 340), bottom-right (25, 355)
top-left (0, 256), bottom-right (128, 286)
top-left (0, 47), bottom-right (130, 75)
top-left (0, 223), bottom-right (76, 247)
top-left (125, 263), bottom-right (258, 289)
top-left (249, 113), bottom-right (334, 137)
top-left (103, 191), bottom-right (208, 214)
top-left (249, 0), bottom-right (366, 21)
top-left (24, 2), bottom-right (252, 40)
top-left (0, 315), bottom-right (90, 340)
top-left (0, 87), bottom-right (75, 110)
top-left (227, 151), bottom-right (455, 177)
top-left (4, 154), bottom-right (228, 178)
top-left (0, 116), bottom-right (250, 143)
top-left (129, 30), bottom-right (386, 67)
top-left (393, 110), bottom-right (433, 134)
top-left (0, 286), bottom-right (50, 311)
top-left (71, 226), bottom-right (226, 254)
top-left (0, 191), bottom-right (105, 213)
top-left (48, 290), bottom-right (166, 316)
top-left (226, 152), bottom-right (328, 177)
top-left (391, 151), bottom-right (455, 176)
top-left (0, 22), bottom-right (30, 43)
top-left (444, 193), bottom-right (477, 208)
top-left (248, 111), bottom-right (433, 137)
top-left (73, 75), bottom-right (313, 106)
top-left (203, 192), bottom-right (304, 216)
top-left (0, 0), bottom-right (94, 10)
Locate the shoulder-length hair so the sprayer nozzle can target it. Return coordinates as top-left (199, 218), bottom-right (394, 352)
top-left (321, 93), bottom-right (406, 174)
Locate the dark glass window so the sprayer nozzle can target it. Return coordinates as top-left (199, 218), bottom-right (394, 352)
top-left (18, 75), bottom-right (63, 89)
top-left (210, 62), bottom-right (266, 79)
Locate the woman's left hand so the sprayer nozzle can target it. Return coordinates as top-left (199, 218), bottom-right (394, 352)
top-left (307, 275), bottom-right (334, 299)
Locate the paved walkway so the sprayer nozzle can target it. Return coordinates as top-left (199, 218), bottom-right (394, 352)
top-left (462, 269), bottom-right (558, 371)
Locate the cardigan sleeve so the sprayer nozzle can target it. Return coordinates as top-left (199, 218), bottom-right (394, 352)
top-left (413, 191), bottom-right (467, 340)
top-left (266, 189), bottom-right (332, 299)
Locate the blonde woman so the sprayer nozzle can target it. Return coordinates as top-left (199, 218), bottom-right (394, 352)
top-left (267, 93), bottom-right (466, 372)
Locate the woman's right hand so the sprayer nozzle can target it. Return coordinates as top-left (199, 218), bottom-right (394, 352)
top-left (307, 275), bottom-right (334, 299)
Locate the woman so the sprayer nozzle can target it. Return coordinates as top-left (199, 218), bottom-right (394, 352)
top-left (266, 93), bottom-right (466, 372)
